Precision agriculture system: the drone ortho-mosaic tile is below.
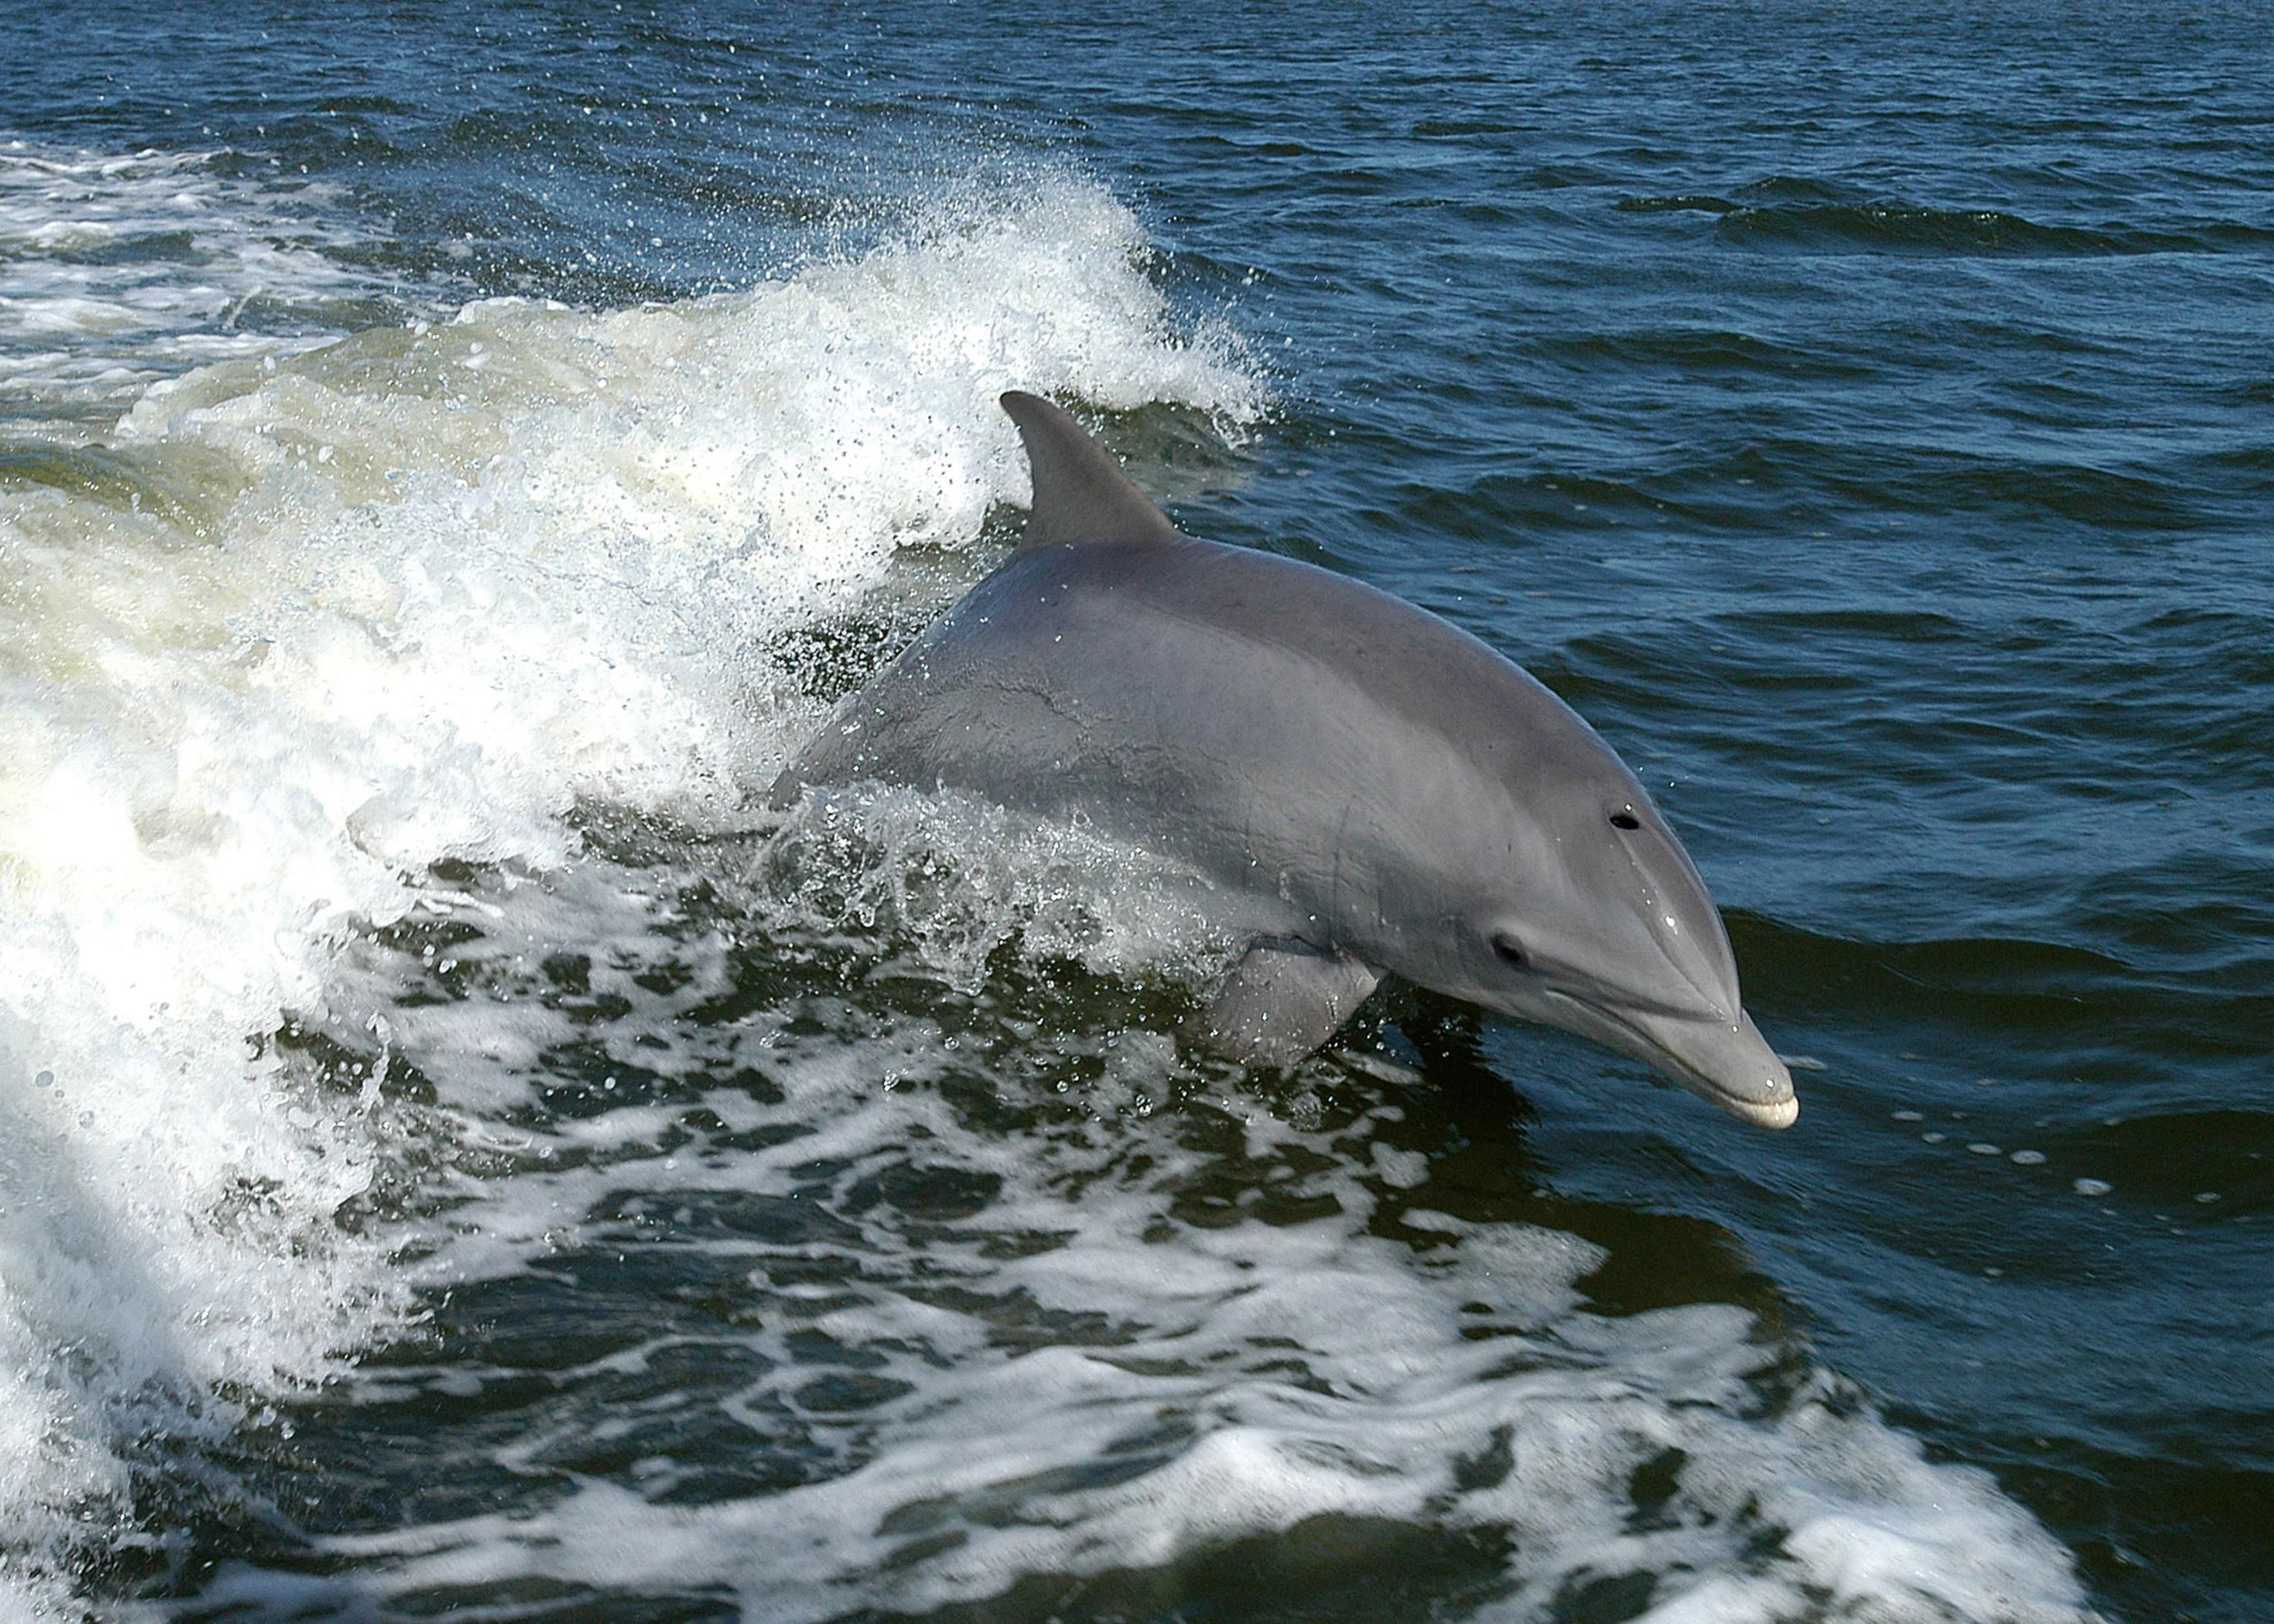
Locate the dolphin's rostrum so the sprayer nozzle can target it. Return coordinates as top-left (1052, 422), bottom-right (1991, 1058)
top-left (773, 392), bottom-right (1798, 1128)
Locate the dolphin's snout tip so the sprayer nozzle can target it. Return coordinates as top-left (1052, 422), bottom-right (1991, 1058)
top-left (1540, 991), bottom-right (1801, 1130)
top-left (1703, 1020), bottom-right (1798, 1130)
top-left (1694, 1049), bottom-right (1798, 1129)
top-left (1637, 1008), bottom-right (1800, 1131)
top-left (1722, 1087), bottom-right (1800, 1130)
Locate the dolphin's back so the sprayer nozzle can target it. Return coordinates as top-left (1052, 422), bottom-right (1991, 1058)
top-left (778, 532), bottom-right (1629, 958)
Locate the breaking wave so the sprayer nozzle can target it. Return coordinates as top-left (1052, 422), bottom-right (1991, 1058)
top-left (0, 147), bottom-right (1255, 1613)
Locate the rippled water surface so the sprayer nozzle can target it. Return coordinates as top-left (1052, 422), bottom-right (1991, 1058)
top-left (2, 4), bottom-right (2268, 1621)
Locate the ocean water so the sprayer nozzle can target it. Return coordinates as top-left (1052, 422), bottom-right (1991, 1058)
top-left (1, 3), bottom-right (2267, 1620)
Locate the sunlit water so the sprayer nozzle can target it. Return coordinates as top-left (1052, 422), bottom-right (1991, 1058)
top-left (1, 5), bottom-right (2267, 1622)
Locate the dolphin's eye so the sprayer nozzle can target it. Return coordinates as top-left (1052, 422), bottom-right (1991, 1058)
top-left (1491, 935), bottom-right (1527, 969)
top-left (1609, 810), bottom-right (1641, 830)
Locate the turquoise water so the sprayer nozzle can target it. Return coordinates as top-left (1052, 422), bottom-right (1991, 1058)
top-left (1, 4), bottom-right (2267, 1620)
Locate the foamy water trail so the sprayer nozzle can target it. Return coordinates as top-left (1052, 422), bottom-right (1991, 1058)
top-left (0, 153), bottom-right (1256, 1613)
top-left (186, 846), bottom-right (2097, 1624)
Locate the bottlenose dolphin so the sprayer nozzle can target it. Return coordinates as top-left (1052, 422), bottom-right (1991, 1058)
top-left (773, 392), bottom-right (1797, 1128)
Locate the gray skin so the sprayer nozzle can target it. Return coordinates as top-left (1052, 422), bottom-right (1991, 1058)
top-left (773, 392), bottom-right (1797, 1128)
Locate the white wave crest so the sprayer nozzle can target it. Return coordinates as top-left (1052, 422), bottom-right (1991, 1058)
top-left (0, 159), bottom-right (1259, 1612)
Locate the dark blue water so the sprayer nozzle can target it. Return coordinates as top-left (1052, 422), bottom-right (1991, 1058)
top-left (2, 4), bottom-right (2267, 1621)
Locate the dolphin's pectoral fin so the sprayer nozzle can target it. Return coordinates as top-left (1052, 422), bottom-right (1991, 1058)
top-left (1001, 391), bottom-right (1181, 551)
top-left (1191, 938), bottom-right (1381, 1068)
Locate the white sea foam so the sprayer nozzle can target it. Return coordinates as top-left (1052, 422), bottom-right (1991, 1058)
top-left (185, 852), bottom-right (2099, 1624)
top-left (0, 143), bottom-right (403, 424)
top-left (0, 152), bottom-right (1257, 1613)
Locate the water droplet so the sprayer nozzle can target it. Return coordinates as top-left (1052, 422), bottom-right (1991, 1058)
top-left (2074, 1178), bottom-right (2112, 1197)
top-left (1968, 1142), bottom-right (2000, 1156)
top-left (2010, 1150), bottom-right (2046, 1166)
top-left (1893, 1109), bottom-right (1923, 1122)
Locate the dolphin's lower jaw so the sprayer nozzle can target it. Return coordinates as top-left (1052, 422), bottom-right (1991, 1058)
top-left (1538, 991), bottom-right (1800, 1129)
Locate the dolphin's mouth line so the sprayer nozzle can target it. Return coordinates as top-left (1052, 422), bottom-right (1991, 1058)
top-left (1536, 988), bottom-right (1798, 1128)
top-left (1533, 978), bottom-right (1727, 1023)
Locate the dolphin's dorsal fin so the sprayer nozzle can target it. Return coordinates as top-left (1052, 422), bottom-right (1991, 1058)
top-left (1001, 390), bottom-right (1180, 550)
